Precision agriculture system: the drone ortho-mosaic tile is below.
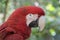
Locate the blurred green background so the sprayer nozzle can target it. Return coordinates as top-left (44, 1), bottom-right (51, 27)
top-left (0, 0), bottom-right (60, 40)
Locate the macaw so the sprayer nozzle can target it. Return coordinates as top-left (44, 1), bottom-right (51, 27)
top-left (0, 6), bottom-right (45, 40)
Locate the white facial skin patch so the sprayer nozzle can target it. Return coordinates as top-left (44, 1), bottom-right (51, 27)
top-left (26, 13), bottom-right (38, 26)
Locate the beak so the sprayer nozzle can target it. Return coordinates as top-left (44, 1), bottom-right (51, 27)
top-left (38, 16), bottom-right (45, 31)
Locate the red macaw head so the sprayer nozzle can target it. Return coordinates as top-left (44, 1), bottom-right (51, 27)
top-left (8, 6), bottom-right (45, 31)
top-left (24, 6), bottom-right (45, 31)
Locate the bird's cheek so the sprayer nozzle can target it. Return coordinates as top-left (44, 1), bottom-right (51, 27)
top-left (38, 16), bottom-right (45, 31)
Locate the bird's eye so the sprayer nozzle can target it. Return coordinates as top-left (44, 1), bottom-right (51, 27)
top-left (29, 14), bottom-right (33, 16)
top-left (30, 14), bottom-right (31, 16)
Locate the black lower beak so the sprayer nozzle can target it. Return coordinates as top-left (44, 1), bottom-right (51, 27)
top-left (29, 19), bottom-right (38, 27)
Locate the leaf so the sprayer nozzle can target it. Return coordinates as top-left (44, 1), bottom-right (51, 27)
top-left (46, 3), bottom-right (55, 11)
top-left (49, 29), bottom-right (56, 36)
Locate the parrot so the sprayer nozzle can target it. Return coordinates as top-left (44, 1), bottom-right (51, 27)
top-left (0, 6), bottom-right (45, 40)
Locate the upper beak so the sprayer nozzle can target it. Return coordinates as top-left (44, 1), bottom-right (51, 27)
top-left (38, 16), bottom-right (45, 31)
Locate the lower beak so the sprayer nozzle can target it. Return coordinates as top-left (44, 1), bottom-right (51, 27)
top-left (38, 16), bottom-right (45, 31)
